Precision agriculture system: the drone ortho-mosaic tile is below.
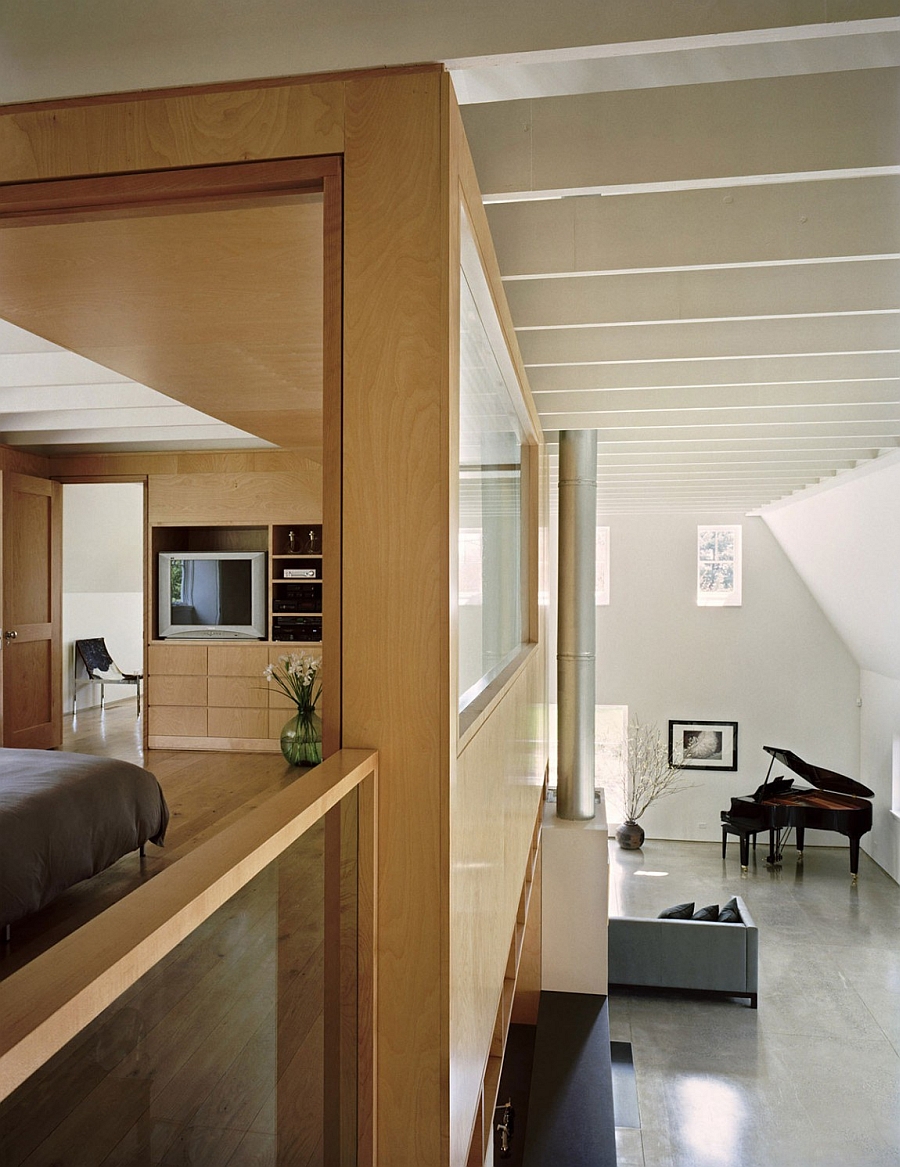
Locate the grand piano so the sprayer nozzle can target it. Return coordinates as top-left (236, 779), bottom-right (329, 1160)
top-left (723, 746), bottom-right (874, 878)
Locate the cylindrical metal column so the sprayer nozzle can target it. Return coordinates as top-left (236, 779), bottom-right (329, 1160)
top-left (556, 429), bottom-right (597, 821)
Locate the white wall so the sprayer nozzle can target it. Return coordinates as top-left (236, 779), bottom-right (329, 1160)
top-left (761, 454), bottom-right (900, 878)
top-left (762, 452), bottom-right (900, 681)
top-left (63, 483), bottom-right (144, 712)
top-left (593, 512), bottom-right (860, 844)
top-left (859, 670), bottom-right (900, 883)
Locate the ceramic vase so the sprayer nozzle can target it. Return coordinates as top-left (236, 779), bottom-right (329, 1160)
top-left (616, 819), bottom-right (645, 850)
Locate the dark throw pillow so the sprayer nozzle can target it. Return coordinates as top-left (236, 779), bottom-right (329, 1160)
top-left (718, 896), bottom-right (742, 923)
top-left (658, 901), bottom-right (694, 920)
top-left (691, 903), bottom-right (720, 921)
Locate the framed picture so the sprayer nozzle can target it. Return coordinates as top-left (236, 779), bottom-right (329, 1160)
top-left (668, 720), bottom-right (738, 771)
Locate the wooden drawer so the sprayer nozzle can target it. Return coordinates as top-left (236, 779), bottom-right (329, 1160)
top-left (208, 707), bottom-right (269, 739)
top-left (208, 676), bottom-right (268, 709)
top-left (149, 675), bottom-right (207, 707)
top-left (148, 644), bottom-right (208, 675)
top-left (268, 709), bottom-right (293, 739)
top-left (149, 706), bottom-right (208, 737)
top-left (267, 687), bottom-right (295, 711)
top-left (207, 644), bottom-right (270, 677)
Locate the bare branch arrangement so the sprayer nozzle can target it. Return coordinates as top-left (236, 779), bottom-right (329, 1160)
top-left (623, 718), bottom-right (696, 823)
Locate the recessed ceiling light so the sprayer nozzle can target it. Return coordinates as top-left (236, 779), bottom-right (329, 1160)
top-left (634, 870), bottom-right (669, 877)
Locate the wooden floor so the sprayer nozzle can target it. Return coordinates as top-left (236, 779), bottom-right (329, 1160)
top-left (0, 700), bottom-right (306, 982)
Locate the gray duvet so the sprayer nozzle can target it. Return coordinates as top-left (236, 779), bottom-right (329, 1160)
top-left (0, 748), bottom-right (169, 928)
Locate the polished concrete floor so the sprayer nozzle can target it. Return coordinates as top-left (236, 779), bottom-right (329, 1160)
top-left (608, 838), bottom-right (900, 1167)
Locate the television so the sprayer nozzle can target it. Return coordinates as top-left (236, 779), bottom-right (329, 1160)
top-left (158, 551), bottom-right (267, 640)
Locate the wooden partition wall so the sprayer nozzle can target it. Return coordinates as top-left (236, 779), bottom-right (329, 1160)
top-left (0, 65), bottom-right (549, 1167)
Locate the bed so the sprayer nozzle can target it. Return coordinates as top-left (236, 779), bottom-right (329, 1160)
top-left (0, 748), bottom-right (169, 931)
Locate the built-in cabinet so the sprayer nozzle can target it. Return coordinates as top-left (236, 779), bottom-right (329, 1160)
top-left (147, 521), bottom-right (322, 750)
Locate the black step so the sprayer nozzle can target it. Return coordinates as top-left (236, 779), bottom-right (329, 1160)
top-left (521, 992), bottom-right (617, 1167)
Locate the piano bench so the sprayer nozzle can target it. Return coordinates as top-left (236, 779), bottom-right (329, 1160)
top-left (720, 814), bottom-right (762, 869)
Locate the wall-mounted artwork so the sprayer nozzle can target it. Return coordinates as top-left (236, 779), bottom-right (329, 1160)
top-left (668, 720), bottom-right (738, 771)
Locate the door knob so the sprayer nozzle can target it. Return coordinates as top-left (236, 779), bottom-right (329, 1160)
top-left (4, 630), bottom-right (17, 640)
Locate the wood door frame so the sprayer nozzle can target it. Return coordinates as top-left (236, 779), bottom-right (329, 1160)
top-left (0, 156), bottom-right (344, 763)
top-left (53, 475), bottom-right (148, 739)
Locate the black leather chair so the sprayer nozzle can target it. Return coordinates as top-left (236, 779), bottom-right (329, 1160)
top-left (74, 638), bottom-right (142, 716)
top-left (720, 811), bottom-right (761, 871)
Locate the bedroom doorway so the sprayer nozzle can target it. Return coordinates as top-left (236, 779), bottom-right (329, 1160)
top-left (62, 481), bottom-right (144, 732)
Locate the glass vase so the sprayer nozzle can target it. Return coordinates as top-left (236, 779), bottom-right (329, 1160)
top-left (280, 707), bottom-right (322, 766)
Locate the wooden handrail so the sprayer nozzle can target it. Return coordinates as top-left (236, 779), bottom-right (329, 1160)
top-left (0, 747), bottom-right (378, 1102)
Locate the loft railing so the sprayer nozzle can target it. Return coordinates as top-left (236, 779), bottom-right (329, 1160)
top-left (0, 748), bottom-right (377, 1167)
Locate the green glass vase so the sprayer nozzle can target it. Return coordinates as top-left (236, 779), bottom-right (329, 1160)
top-left (280, 707), bottom-right (322, 766)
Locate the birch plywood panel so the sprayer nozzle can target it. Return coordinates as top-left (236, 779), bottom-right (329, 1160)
top-left (148, 706), bottom-right (208, 738)
top-left (148, 674), bottom-right (207, 708)
top-left (342, 68), bottom-right (448, 1167)
top-left (450, 650), bottom-right (547, 1167)
top-left (148, 470), bottom-right (321, 526)
top-left (0, 200), bottom-right (324, 449)
top-left (147, 644), bottom-right (207, 676)
top-left (208, 676), bottom-right (268, 710)
top-left (207, 645), bottom-right (269, 677)
top-left (0, 82), bottom-right (344, 184)
top-left (208, 707), bottom-right (269, 740)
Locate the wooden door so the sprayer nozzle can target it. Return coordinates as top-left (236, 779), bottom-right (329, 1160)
top-left (1, 472), bottom-right (62, 748)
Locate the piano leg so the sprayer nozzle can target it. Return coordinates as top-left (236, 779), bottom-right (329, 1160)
top-left (849, 837), bottom-right (861, 880)
top-left (766, 827), bottom-right (782, 865)
top-left (795, 826), bottom-right (804, 863)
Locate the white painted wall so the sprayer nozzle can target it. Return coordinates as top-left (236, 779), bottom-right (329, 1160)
top-left (859, 670), bottom-right (900, 883)
top-left (761, 453), bottom-right (900, 878)
top-left (63, 483), bottom-right (144, 712)
top-left (592, 512), bottom-right (860, 845)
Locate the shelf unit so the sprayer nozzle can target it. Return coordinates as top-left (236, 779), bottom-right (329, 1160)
top-left (147, 521), bottom-right (323, 750)
top-left (466, 794), bottom-right (544, 1167)
top-left (271, 523), bottom-right (323, 643)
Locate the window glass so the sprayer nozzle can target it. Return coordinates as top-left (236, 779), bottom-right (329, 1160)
top-left (697, 524), bottom-right (742, 606)
top-left (458, 212), bottom-right (528, 711)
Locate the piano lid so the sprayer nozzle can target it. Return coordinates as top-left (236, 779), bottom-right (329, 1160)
top-left (763, 746), bottom-right (874, 799)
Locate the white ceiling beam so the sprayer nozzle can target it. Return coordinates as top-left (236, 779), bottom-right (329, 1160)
top-left (0, 352), bottom-right (130, 388)
top-left (546, 420), bottom-right (900, 441)
top-left (486, 176), bottom-right (900, 276)
top-left (0, 405), bottom-right (223, 431)
top-left (528, 353), bottom-right (900, 391)
top-left (534, 382), bottom-right (900, 413)
top-left (0, 425), bottom-right (273, 446)
top-left (0, 383), bottom-right (182, 410)
top-left (506, 259), bottom-right (900, 328)
top-left (452, 22), bottom-right (900, 103)
top-left (519, 314), bottom-right (900, 364)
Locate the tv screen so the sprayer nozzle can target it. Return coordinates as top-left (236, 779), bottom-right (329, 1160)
top-left (159, 551), bottom-right (266, 639)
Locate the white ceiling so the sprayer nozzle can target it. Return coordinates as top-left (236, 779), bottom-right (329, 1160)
top-left (0, 319), bottom-right (272, 454)
top-left (0, 3), bottom-right (898, 509)
top-left (455, 22), bottom-right (900, 513)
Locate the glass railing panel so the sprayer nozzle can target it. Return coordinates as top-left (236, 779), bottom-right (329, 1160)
top-left (0, 788), bottom-right (361, 1167)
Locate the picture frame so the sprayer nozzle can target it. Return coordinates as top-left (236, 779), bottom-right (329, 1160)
top-left (668, 720), bottom-right (738, 771)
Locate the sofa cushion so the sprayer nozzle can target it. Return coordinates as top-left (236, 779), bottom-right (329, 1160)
top-left (718, 896), bottom-right (742, 923)
top-left (692, 903), bottom-right (720, 921)
top-left (658, 901), bottom-right (694, 919)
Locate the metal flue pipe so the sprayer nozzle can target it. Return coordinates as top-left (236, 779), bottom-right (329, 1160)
top-left (556, 429), bottom-right (597, 821)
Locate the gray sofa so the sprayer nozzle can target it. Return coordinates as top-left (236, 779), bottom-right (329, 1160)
top-left (608, 895), bottom-right (758, 1008)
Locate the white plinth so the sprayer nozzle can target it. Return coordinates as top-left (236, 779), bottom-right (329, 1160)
top-left (541, 795), bottom-right (609, 995)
